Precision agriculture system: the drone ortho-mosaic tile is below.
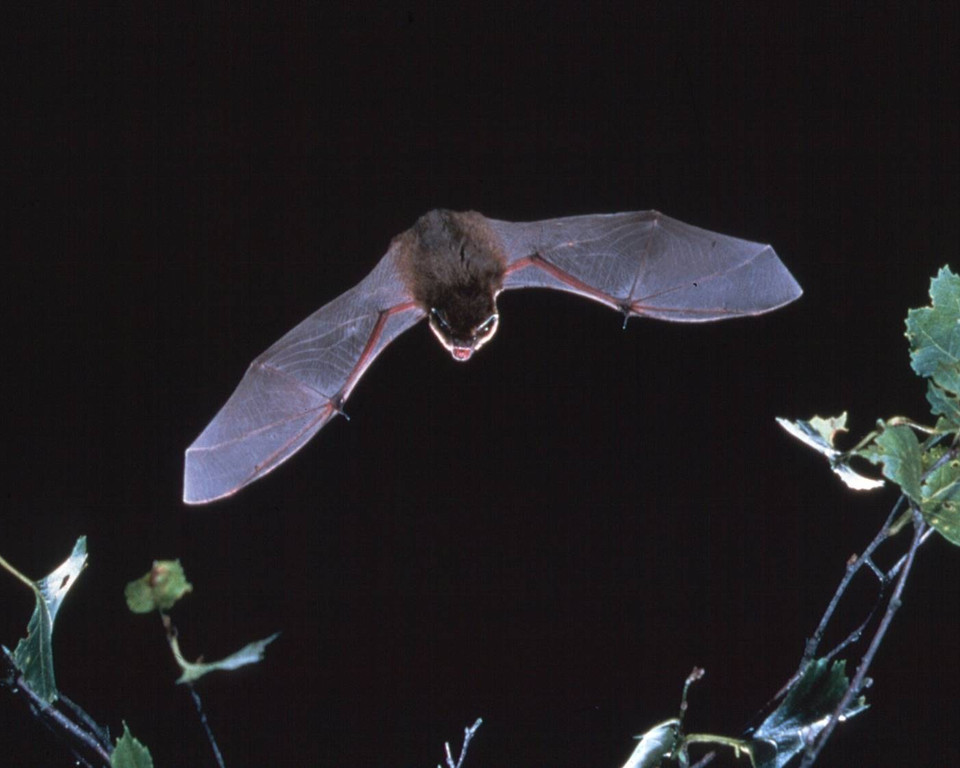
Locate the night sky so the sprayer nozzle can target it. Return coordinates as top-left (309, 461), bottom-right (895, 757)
top-left (3, 4), bottom-right (959, 767)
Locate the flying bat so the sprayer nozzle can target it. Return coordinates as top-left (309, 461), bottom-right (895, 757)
top-left (184, 209), bottom-right (802, 504)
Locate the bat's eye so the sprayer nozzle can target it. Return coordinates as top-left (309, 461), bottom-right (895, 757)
top-left (474, 313), bottom-right (499, 341)
top-left (430, 307), bottom-right (451, 332)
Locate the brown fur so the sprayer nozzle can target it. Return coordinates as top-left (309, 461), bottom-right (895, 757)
top-left (398, 210), bottom-right (507, 342)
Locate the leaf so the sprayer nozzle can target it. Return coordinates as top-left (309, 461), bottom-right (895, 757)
top-left (619, 719), bottom-right (679, 768)
top-left (779, 413), bottom-right (850, 450)
top-left (750, 658), bottom-right (868, 768)
top-left (921, 454), bottom-right (960, 545)
top-left (124, 560), bottom-right (193, 613)
top-left (10, 537), bottom-right (88, 703)
top-left (857, 423), bottom-right (923, 503)
top-left (926, 381), bottom-right (960, 430)
top-left (906, 266), bottom-right (960, 395)
top-left (174, 632), bottom-right (281, 684)
top-left (776, 414), bottom-right (884, 490)
top-left (853, 423), bottom-right (960, 545)
top-left (111, 722), bottom-right (154, 768)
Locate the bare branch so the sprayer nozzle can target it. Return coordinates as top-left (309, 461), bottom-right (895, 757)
top-left (441, 718), bottom-right (483, 768)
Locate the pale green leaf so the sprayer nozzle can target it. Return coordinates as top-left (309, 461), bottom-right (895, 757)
top-left (620, 719), bottom-right (679, 768)
top-left (175, 632), bottom-right (280, 684)
top-left (906, 266), bottom-right (960, 394)
top-left (776, 413), bottom-right (850, 452)
top-left (111, 722), bottom-right (154, 768)
top-left (11, 537), bottom-right (88, 703)
top-left (776, 415), bottom-right (884, 490)
top-left (124, 560), bottom-right (193, 614)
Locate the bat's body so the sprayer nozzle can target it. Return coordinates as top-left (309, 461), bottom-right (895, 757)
top-left (184, 209), bottom-right (801, 504)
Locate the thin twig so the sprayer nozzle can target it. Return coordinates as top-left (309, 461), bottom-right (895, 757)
top-left (750, 487), bottom-right (925, 750)
top-left (815, 585), bottom-right (883, 665)
top-left (802, 495), bottom-right (904, 664)
top-left (799, 506), bottom-right (927, 767)
top-left (187, 683), bottom-right (226, 768)
top-left (759, 495), bottom-right (907, 711)
top-left (1, 649), bottom-right (113, 766)
top-left (443, 718), bottom-right (483, 768)
top-left (160, 612), bottom-right (226, 768)
top-left (792, 443), bottom-right (956, 762)
top-left (886, 526), bottom-right (937, 580)
top-left (59, 692), bottom-right (113, 749)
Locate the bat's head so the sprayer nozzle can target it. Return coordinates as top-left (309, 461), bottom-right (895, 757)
top-left (409, 209), bottom-right (507, 362)
top-left (428, 301), bottom-right (499, 362)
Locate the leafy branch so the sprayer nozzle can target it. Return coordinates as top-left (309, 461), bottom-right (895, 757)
top-left (774, 265), bottom-right (959, 765)
top-left (2, 545), bottom-right (483, 767)
top-left (619, 266), bottom-right (959, 767)
top-left (0, 546), bottom-right (282, 767)
top-left (0, 538), bottom-right (139, 767)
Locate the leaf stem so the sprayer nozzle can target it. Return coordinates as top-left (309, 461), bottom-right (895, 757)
top-left (187, 683), bottom-right (226, 768)
top-left (0, 553), bottom-right (39, 593)
top-left (160, 611), bottom-right (226, 768)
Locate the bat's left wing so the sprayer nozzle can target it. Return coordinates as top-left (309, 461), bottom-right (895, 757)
top-left (485, 211), bottom-right (801, 320)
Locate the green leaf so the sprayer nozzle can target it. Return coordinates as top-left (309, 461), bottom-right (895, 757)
top-left (620, 719), bottom-right (679, 768)
top-left (111, 722), bottom-right (154, 768)
top-left (776, 414), bottom-right (884, 490)
top-left (175, 632), bottom-right (281, 684)
top-left (906, 266), bottom-right (960, 394)
top-left (751, 658), bottom-right (868, 768)
top-left (926, 381), bottom-right (960, 430)
top-left (10, 537), bottom-right (88, 703)
top-left (857, 424), bottom-right (923, 503)
top-left (124, 560), bottom-right (193, 613)
top-left (921, 454), bottom-right (960, 545)
top-left (853, 421), bottom-right (960, 544)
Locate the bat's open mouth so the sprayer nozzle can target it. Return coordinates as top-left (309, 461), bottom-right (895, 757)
top-left (451, 346), bottom-right (473, 361)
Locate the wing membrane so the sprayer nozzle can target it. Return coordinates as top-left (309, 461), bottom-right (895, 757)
top-left (490, 212), bottom-right (802, 320)
top-left (183, 247), bottom-right (424, 504)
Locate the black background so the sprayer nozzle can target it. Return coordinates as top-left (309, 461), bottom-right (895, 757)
top-left (3, 3), bottom-right (959, 767)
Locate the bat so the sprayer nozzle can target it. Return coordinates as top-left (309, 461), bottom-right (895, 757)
top-left (184, 209), bottom-right (802, 504)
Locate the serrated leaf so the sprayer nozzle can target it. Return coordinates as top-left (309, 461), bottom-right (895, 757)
top-left (620, 719), bottom-right (679, 768)
top-left (124, 560), bottom-right (193, 613)
top-left (776, 413), bottom-right (850, 452)
top-left (175, 632), bottom-right (280, 684)
top-left (111, 722), bottom-right (154, 768)
top-left (906, 266), bottom-right (960, 394)
top-left (11, 537), bottom-right (88, 703)
top-left (857, 424), bottom-right (924, 502)
top-left (751, 658), bottom-right (868, 768)
top-left (926, 381), bottom-right (960, 430)
top-left (921, 456), bottom-right (960, 545)
top-left (776, 415), bottom-right (884, 490)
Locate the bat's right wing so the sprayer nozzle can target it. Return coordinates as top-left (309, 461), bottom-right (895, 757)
top-left (183, 244), bottom-right (425, 504)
